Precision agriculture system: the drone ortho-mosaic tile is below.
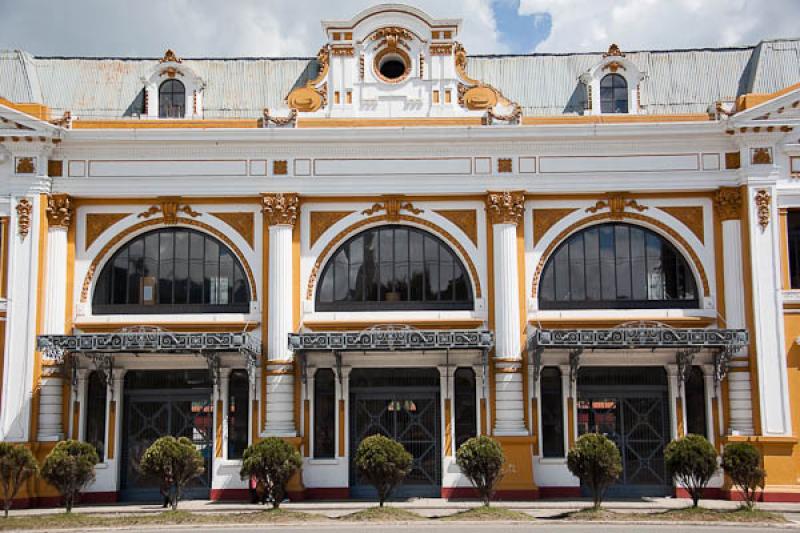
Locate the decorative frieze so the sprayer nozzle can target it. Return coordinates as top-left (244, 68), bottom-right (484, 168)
top-left (754, 189), bottom-right (772, 231)
top-left (485, 191), bottom-right (524, 225)
top-left (713, 187), bottom-right (742, 221)
top-left (138, 197), bottom-right (200, 225)
top-left (262, 193), bottom-right (299, 226)
top-left (46, 194), bottom-right (72, 229)
top-left (15, 198), bottom-right (32, 239)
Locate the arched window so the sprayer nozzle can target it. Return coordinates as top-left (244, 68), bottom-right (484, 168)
top-left (159, 79), bottom-right (186, 118)
top-left (92, 228), bottom-right (250, 314)
top-left (539, 223), bottom-right (698, 309)
top-left (316, 225), bottom-right (473, 311)
top-left (600, 74), bottom-right (628, 114)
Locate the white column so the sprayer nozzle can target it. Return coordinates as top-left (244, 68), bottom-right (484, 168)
top-left (220, 369), bottom-right (231, 459)
top-left (746, 184), bottom-right (792, 436)
top-left (37, 194), bottom-right (72, 441)
top-left (717, 190), bottom-right (755, 435)
top-left (702, 365), bottom-right (716, 446)
top-left (666, 364), bottom-right (680, 439)
top-left (76, 370), bottom-right (89, 440)
top-left (473, 365), bottom-right (484, 436)
top-left (487, 191), bottom-right (526, 436)
top-left (306, 370), bottom-right (315, 458)
top-left (338, 367), bottom-right (351, 457)
top-left (263, 193), bottom-right (299, 437)
top-left (559, 364), bottom-right (572, 453)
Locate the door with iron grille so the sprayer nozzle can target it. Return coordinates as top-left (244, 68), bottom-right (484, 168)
top-left (120, 370), bottom-right (214, 501)
top-left (577, 367), bottom-right (671, 497)
top-left (349, 368), bottom-right (441, 498)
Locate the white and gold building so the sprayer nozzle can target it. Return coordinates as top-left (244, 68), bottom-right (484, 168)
top-left (1, 4), bottom-right (800, 503)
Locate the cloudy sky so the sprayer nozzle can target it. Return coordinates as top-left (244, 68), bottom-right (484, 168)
top-left (0, 0), bottom-right (798, 57)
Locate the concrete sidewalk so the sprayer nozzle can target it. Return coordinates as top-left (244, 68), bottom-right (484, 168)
top-left (10, 497), bottom-right (800, 519)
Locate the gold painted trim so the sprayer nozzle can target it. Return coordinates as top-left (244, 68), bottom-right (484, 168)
top-left (532, 208), bottom-right (577, 244)
top-left (85, 213), bottom-right (131, 250)
top-left (305, 214), bottom-right (482, 300)
top-left (434, 209), bottom-right (478, 246)
top-left (80, 217), bottom-right (258, 302)
top-left (107, 400), bottom-right (117, 459)
top-left (659, 206), bottom-right (705, 243)
top-left (209, 212), bottom-right (255, 248)
top-left (309, 211), bottom-right (354, 247)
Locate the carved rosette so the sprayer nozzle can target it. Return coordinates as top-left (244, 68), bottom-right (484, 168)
top-left (46, 194), bottom-right (72, 229)
top-left (713, 187), bottom-right (742, 222)
top-left (262, 193), bottom-right (299, 226)
top-left (15, 198), bottom-right (32, 239)
top-left (754, 189), bottom-right (772, 231)
top-left (485, 191), bottom-right (525, 225)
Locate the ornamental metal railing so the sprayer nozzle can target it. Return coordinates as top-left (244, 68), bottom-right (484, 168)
top-left (287, 326), bottom-right (494, 352)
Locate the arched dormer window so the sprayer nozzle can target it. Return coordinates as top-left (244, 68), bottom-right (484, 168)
top-left (316, 225), bottom-right (473, 311)
top-left (92, 228), bottom-right (250, 314)
top-left (159, 79), bottom-right (186, 118)
top-left (600, 74), bottom-right (628, 114)
top-left (538, 223), bottom-right (698, 310)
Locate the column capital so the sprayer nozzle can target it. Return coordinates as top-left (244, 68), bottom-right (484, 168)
top-left (713, 187), bottom-right (742, 222)
top-left (485, 191), bottom-right (525, 225)
top-left (262, 193), bottom-right (300, 226)
top-left (46, 193), bottom-right (72, 229)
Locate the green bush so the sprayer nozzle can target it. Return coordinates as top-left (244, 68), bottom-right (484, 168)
top-left (40, 440), bottom-right (99, 513)
top-left (0, 443), bottom-right (38, 517)
top-left (567, 433), bottom-right (622, 510)
top-left (664, 434), bottom-right (718, 508)
top-left (722, 442), bottom-right (765, 510)
top-left (240, 438), bottom-right (302, 509)
top-left (354, 434), bottom-right (413, 507)
top-left (139, 436), bottom-right (204, 510)
top-left (455, 436), bottom-right (505, 507)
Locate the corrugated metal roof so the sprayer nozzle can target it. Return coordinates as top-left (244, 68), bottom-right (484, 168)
top-left (0, 39), bottom-right (798, 120)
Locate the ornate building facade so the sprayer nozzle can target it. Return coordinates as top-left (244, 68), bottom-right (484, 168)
top-left (1, 4), bottom-right (800, 503)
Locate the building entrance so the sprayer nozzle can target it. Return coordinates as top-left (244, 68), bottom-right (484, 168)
top-left (348, 368), bottom-right (441, 498)
top-left (120, 370), bottom-right (213, 501)
top-left (577, 367), bottom-right (671, 497)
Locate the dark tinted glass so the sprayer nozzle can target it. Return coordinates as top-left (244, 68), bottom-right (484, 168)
top-left (789, 211), bottom-right (800, 289)
top-left (600, 74), bottom-right (628, 113)
top-left (316, 225), bottom-right (473, 311)
top-left (85, 371), bottom-right (107, 459)
top-left (228, 370), bottom-right (249, 459)
top-left (159, 79), bottom-right (186, 118)
top-left (685, 366), bottom-right (707, 438)
top-left (314, 369), bottom-right (336, 458)
top-left (541, 367), bottom-right (564, 457)
top-left (539, 223), bottom-right (698, 309)
top-left (454, 367), bottom-right (477, 449)
top-left (93, 228), bottom-right (250, 314)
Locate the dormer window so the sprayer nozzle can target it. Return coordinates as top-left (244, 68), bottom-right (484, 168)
top-left (159, 79), bottom-right (186, 118)
top-left (600, 74), bottom-right (628, 114)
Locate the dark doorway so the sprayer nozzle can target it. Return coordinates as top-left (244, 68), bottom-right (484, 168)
top-left (577, 366), bottom-right (671, 497)
top-left (349, 368), bottom-right (441, 498)
top-left (121, 370), bottom-right (213, 501)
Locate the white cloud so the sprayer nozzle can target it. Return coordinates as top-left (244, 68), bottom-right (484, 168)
top-left (519, 0), bottom-right (800, 53)
top-left (0, 0), bottom-right (505, 56)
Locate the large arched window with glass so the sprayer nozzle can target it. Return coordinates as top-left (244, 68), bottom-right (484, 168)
top-left (600, 73), bottom-right (628, 114)
top-left (316, 225), bottom-right (473, 311)
top-left (159, 79), bottom-right (186, 118)
top-left (93, 228), bottom-right (250, 314)
top-left (539, 223), bottom-right (698, 309)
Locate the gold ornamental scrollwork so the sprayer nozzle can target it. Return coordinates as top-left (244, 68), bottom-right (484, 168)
top-left (46, 194), bottom-right (72, 229)
top-left (159, 49), bottom-right (182, 63)
top-left (361, 196), bottom-right (423, 221)
top-left (286, 46), bottom-right (329, 112)
top-left (585, 193), bottom-right (647, 220)
top-left (713, 187), bottom-right (742, 222)
top-left (262, 193), bottom-right (299, 226)
top-left (754, 189), bottom-right (772, 231)
top-left (138, 197), bottom-right (200, 225)
top-left (15, 198), bottom-right (32, 239)
top-left (485, 191), bottom-right (525, 225)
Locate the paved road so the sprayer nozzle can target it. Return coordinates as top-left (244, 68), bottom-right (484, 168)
top-left (127, 526), bottom-right (795, 533)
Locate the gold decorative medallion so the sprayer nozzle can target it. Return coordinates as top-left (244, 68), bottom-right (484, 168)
top-left (751, 147), bottom-right (773, 165)
top-left (262, 193), bottom-right (299, 226)
top-left (310, 211), bottom-right (354, 247)
top-left (532, 208), bottom-right (578, 243)
top-left (434, 209), bottom-right (478, 245)
top-left (15, 157), bottom-right (34, 174)
top-left (138, 197), bottom-right (200, 225)
top-left (46, 194), bottom-right (72, 229)
top-left (485, 191), bottom-right (525, 225)
top-left (47, 160), bottom-right (63, 177)
top-left (85, 213), bottom-right (131, 249)
top-left (361, 196), bottom-right (423, 221)
top-left (585, 193), bottom-right (647, 219)
top-left (497, 158), bottom-right (512, 173)
top-left (725, 152), bottom-right (741, 169)
top-left (273, 160), bottom-right (288, 175)
top-left (659, 206), bottom-right (704, 243)
top-left (713, 187), bottom-right (742, 221)
top-left (754, 189), bottom-right (771, 231)
top-left (15, 198), bottom-right (32, 239)
top-left (210, 212), bottom-right (255, 248)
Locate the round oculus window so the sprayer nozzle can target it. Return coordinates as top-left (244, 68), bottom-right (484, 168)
top-left (375, 50), bottom-right (410, 83)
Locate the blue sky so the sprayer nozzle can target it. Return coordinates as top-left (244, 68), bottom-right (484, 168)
top-left (492, 0), bottom-right (550, 54)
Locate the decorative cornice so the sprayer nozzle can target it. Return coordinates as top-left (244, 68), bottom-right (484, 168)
top-left (15, 198), bottom-right (32, 240)
top-left (754, 189), bottom-right (771, 231)
top-left (137, 197), bottom-right (200, 225)
top-left (361, 196), bottom-right (423, 221)
top-left (262, 193), bottom-right (299, 227)
top-left (485, 191), bottom-right (525, 225)
top-left (46, 194), bottom-right (72, 229)
top-left (585, 193), bottom-right (647, 220)
top-left (713, 187), bottom-right (742, 222)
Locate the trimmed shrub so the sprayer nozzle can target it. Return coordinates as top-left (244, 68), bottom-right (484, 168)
top-left (0, 443), bottom-right (38, 517)
top-left (567, 433), bottom-right (622, 510)
top-left (354, 434), bottom-right (413, 507)
top-left (139, 436), bottom-right (205, 510)
top-left (722, 442), bottom-right (765, 510)
top-left (455, 436), bottom-right (505, 507)
top-left (664, 434), bottom-right (718, 508)
top-left (40, 440), bottom-right (99, 513)
top-left (240, 437), bottom-right (302, 509)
